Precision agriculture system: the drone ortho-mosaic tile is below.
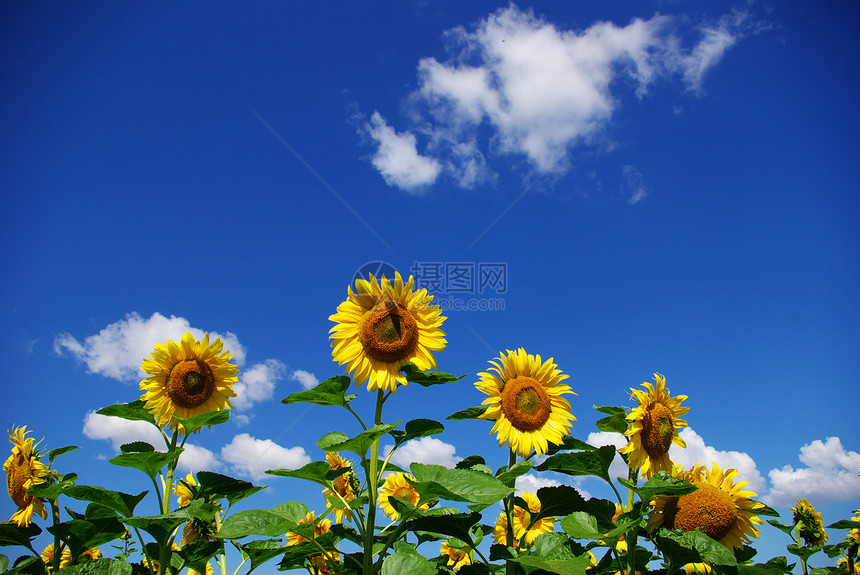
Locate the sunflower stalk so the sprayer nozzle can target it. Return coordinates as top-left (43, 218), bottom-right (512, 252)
top-left (505, 448), bottom-right (518, 575)
top-left (48, 495), bottom-right (61, 573)
top-left (362, 389), bottom-right (386, 575)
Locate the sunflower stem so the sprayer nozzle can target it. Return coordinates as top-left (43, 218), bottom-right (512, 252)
top-left (505, 448), bottom-right (517, 575)
top-left (362, 389), bottom-right (385, 575)
top-left (49, 496), bottom-right (61, 572)
top-left (625, 467), bottom-right (639, 575)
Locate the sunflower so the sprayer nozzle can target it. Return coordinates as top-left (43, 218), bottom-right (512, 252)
top-left (684, 563), bottom-right (712, 575)
top-left (329, 272), bottom-right (447, 393)
top-left (492, 512), bottom-right (520, 548)
top-left (188, 561), bottom-right (214, 575)
top-left (512, 492), bottom-right (555, 546)
top-left (838, 557), bottom-right (860, 575)
top-left (647, 462), bottom-right (764, 551)
top-left (440, 540), bottom-right (473, 570)
top-left (139, 331), bottom-right (239, 431)
top-left (80, 548), bottom-right (102, 562)
top-left (4, 426), bottom-right (49, 527)
top-left (174, 471), bottom-right (197, 507)
top-left (619, 373), bottom-right (689, 479)
top-left (476, 348), bottom-right (575, 458)
top-left (598, 504), bottom-right (629, 552)
top-left (308, 552), bottom-right (341, 575)
top-left (378, 472), bottom-right (429, 520)
top-left (322, 452), bottom-right (356, 523)
top-left (287, 511), bottom-right (332, 546)
top-left (41, 544), bottom-right (72, 571)
top-left (791, 498), bottom-right (828, 546)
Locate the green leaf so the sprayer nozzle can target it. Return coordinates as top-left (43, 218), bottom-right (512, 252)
top-left (787, 544), bottom-right (822, 561)
top-left (655, 528), bottom-right (738, 567)
top-left (108, 449), bottom-right (182, 479)
top-left (532, 486), bottom-right (587, 522)
top-left (595, 412), bottom-right (628, 434)
top-left (767, 520), bottom-right (795, 536)
top-left (593, 405), bottom-right (626, 416)
top-left (282, 375), bottom-right (353, 407)
top-left (410, 463), bottom-right (514, 511)
top-left (176, 539), bottom-right (222, 574)
top-left (96, 400), bottom-right (157, 425)
top-left (509, 553), bottom-right (594, 575)
top-left (48, 517), bottom-right (127, 557)
top-left (64, 485), bottom-right (148, 518)
top-left (750, 503), bottom-right (781, 517)
top-left (403, 512), bottom-right (481, 545)
top-left (122, 514), bottom-right (186, 546)
top-left (266, 461), bottom-right (332, 485)
top-left (381, 541), bottom-right (437, 575)
top-left (196, 471), bottom-right (265, 508)
top-left (217, 501), bottom-right (308, 539)
top-left (119, 442), bottom-right (154, 453)
top-left (389, 419), bottom-right (445, 447)
top-left (738, 557), bottom-right (794, 575)
top-left (827, 519), bottom-right (860, 530)
top-left (48, 445), bottom-right (79, 464)
top-left (560, 511), bottom-right (603, 540)
top-left (617, 471), bottom-right (698, 501)
top-left (456, 456), bottom-right (486, 470)
top-left (535, 445), bottom-right (617, 482)
top-left (171, 410), bottom-right (229, 434)
top-left (50, 558), bottom-right (133, 575)
top-left (446, 406), bottom-right (487, 420)
top-left (545, 436), bottom-right (596, 456)
top-left (495, 461), bottom-right (534, 485)
top-left (400, 362), bottom-right (467, 387)
top-left (27, 473), bottom-right (78, 499)
top-left (0, 522), bottom-right (41, 548)
top-left (240, 539), bottom-right (286, 573)
top-left (318, 424), bottom-right (400, 458)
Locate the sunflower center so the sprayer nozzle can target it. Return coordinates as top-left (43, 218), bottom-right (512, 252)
top-left (167, 359), bottom-right (216, 409)
top-left (6, 454), bottom-right (30, 507)
top-left (667, 484), bottom-right (738, 542)
top-left (358, 300), bottom-right (419, 363)
top-left (500, 377), bottom-right (552, 432)
top-left (641, 402), bottom-right (675, 459)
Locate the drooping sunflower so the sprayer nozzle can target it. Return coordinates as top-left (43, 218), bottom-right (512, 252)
top-left (492, 512), bottom-right (520, 548)
top-left (378, 472), bottom-right (429, 520)
top-left (619, 373), bottom-right (689, 478)
top-left (139, 331), bottom-right (239, 431)
top-left (791, 498), bottom-right (828, 546)
top-left (4, 426), bottom-right (49, 527)
top-left (329, 272), bottom-right (447, 393)
top-left (647, 462), bottom-right (765, 551)
top-left (41, 544), bottom-right (72, 571)
top-left (322, 452), bottom-right (356, 523)
top-left (512, 492), bottom-right (555, 546)
top-left (476, 348), bottom-right (575, 458)
top-left (286, 511), bottom-right (332, 546)
top-left (440, 540), bottom-right (473, 570)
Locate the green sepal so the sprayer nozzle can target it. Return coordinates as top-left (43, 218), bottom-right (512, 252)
top-left (47, 516), bottom-right (127, 558)
top-left (400, 362), bottom-right (467, 387)
top-left (171, 410), bottom-right (229, 434)
top-left (281, 375), bottom-right (354, 408)
top-left (654, 527), bottom-right (738, 567)
top-left (95, 400), bottom-right (157, 425)
top-left (216, 501), bottom-right (308, 539)
top-left (108, 449), bottom-right (182, 480)
top-left (381, 541), bottom-right (437, 575)
top-left (63, 485), bottom-right (148, 518)
top-left (48, 445), bottom-right (79, 464)
top-left (617, 471), bottom-right (697, 501)
top-left (27, 473), bottom-right (78, 499)
top-left (409, 463), bottom-right (514, 511)
top-left (389, 419), bottom-right (445, 447)
top-left (535, 445), bottom-right (617, 482)
top-left (446, 406), bottom-right (487, 420)
top-left (317, 423), bottom-right (400, 459)
top-left (0, 522), bottom-right (41, 548)
top-left (196, 471), bottom-right (265, 508)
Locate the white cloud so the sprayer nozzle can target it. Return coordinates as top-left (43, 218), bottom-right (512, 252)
top-left (621, 165), bottom-right (648, 205)
top-left (55, 312), bottom-right (246, 382)
top-left (291, 369), bottom-right (319, 390)
top-left (177, 444), bottom-right (221, 473)
top-left (221, 433), bottom-right (310, 482)
top-left (669, 428), bottom-right (765, 494)
top-left (682, 10), bottom-right (749, 92)
top-left (365, 112), bottom-right (441, 191)
top-left (232, 359), bottom-right (286, 410)
top-left (383, 437), bottom-right (460, 469)
top-left (765, 437), bottom-right (860, 507)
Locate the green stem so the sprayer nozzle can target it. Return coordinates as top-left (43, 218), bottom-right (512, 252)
top-left (157, 428), bottom-right (181, 575)
top-left (505, 449), bottom-right (517, 575)
top-left (361, 390), bottom-right (385, 575)
top-left (344, 404), bottom-right (368, 431)
top-left (625, 468), bottom-right (639, 575)
top-left (49, 498), bottom-right (61, 572)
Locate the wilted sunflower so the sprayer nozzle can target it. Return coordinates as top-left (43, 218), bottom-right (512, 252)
top-left (286, 511), bottom-right (332, 546)
top-left (791, 498), bottom-right (828, 546)
top-left (322, 452), bottom-right (356, 523)
top-left (378, 472), bottom-right (429, 520)
top-left (329, 272), bottom-right (447, 393)
top-left (41, 544), bottom-right (71, 571)
top-left (512, 492), bottom-right (555, 546)
top-left (139, 331), bottom-right (239, 431)
top-left (647, 462), bottom-right (764, 551)
top-left (476, 348), bottom-right (575, 457)
top-left (4, 426), bottom-right (49, 527)
top-left (440, 540), bottom-right (473, 570)
top-left (619, 373), bottom-right (689, 478)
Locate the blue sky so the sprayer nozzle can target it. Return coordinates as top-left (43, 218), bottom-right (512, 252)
top-left (2, 0), bottom-right (858, 571)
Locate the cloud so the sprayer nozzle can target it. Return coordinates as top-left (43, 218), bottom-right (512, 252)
top-left (669, 428), bottom-right (765, 494)
top-left (365, 4), bottom-right (751, 190)
top-left (176, 444), bottom-right (221, 473)
top-left (232, 359), bottom-right (287, 410)
top-left (383, 437), bottom-right (460, 469)
top-left (291, 369), bottom-right (319, 390)
top-left (220, 433), bottom-right (310, 482)
top-left (55, 312), bottom-right (246, 382)
top-left (621, 165), bottom-right (648, 205)
top-left (765, 437), bottom-right (860, 507)
top-left (364, 112), bottom-right (441, 191)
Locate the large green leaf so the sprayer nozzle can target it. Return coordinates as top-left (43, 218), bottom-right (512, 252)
top-left (535, 445), bottom-right (617, 482)
top-left (266, 461), bottom-right (338, 486)
top-left (545, 436), bottom-right (596, 455)
top-left (827, 519), bottom-right (860, 530)
top-left (617, 471), bottom-right (697, 501)
top-left (595, 412), bottom-right (628, 434)
top-left (787, 544), bottom-right (823, 561)
top-left (27, 473), bottom-right (78, 499)
top-left (400, 362), bottom-right (467, 387)
top-left (64, 485), bottom-right (148, 518)
top-left (510, 553), bottom-right (594, 575)
top-left (655, 528), bottom-right (738, 567)
top-left (494, 461), bottom-right (534, 486)
top-left (381, 541), bottom-right (437, 575)
top-left (281, 375), bottom-right (353, 407)
top-left (389, 419), bottom-right (445, 447)
top-left (317, 424), bottom-right (399, 458)
top-left (532, 486), bottom-right (587, 522)
top-left (108, 449), bottom-right (182, 479)
top-left (403, 512), bottom-right (482, 545)
top-left (27, 557), bottom-right (132, 575)
top-left (196, 471), bottom-right (264, 508)
top-left (560, 512), bottom-right (603, 540)
top-left (410, 464), bottom-right (514, 511)
top-left (122, 515), bottom-right (186, 546)
top-left (0, 523), bottom-right (41, 548)
top-left (217, 501), bottom-right (308, 539)
top-left (48, 445), bottom-right (79, 464)
top-left (96, 400), bottom-right (157, 425)
top-left (176, 539), bottom-right (222, 574)
top-left (738, 557), bottom-right (794, 575)
top-left (750, 503), bottom-right (780, 517)
top-left (172, 410), bottom-right (229, 434)
top-left (446, 406), bottom-right (488, 421)
top-left (47, 517), bottom-right (127, 557)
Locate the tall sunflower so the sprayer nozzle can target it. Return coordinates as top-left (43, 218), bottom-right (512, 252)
top-left (619, 373), bottom-right (689, 478)
top-left (329, 272), bottom-right (447, 393)
top-left (512, 492), bottom-right (555, 546)
top-left (322, 452), bottom-right (356, 523)
top-left (647, 462), bottom-right (764, 551)
top-left (139, 331), bottom-right (239, 431)
top-left (378, 472), bottom-right (429, 520)
top-left (440, 540), bottom-right (473, 570)
top-left (476, 348), bottom-right (575, 457)
top-left (791, 498), bottom-right (828, 546)
top-left (4, 426), bottom-right (49, 527)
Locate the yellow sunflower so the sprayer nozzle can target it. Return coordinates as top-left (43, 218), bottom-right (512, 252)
top-left (41, 544), bottom-right (72, 571)
top-left (440, 540), bottom-right (473, 570)
top-left (4, 426), bottom-right (49, 527)
top-left (287, 511), bottom-right (332, 546)
top-left (791, 498), bottom-right (828, 546)
top-left (619, 373), bottom-right (689, 478)
top-left (80, 547), bottom-right (102, 562)
top-left (684, 563), bottom-right (712, 575)
top-left (647, 462), bottom-right (764, 551)
top-left (378, 472), bottom-right (429, 520)
top-left (322, 452), bottom-right (356, 523)
top-left (139, 331), bottom-right (239, 431)
top-left (476, 348), bottom-right (575, 457)
top-left (174, 471), bottom-right (197, 507)
top-left (492, 511), bottom-right (520, 548)
top-left (329, 272), bottom-right (447, 393)
top-left (174, 471), bottom-right (215, 544)
top-left (512, 492), bottom-right (555, 546)
top-left (598, 504), bottom-right (629, 552)
top-left (308, 552), bottom-right (341, 575)
top-left (188, 561), bottom-right (214, 575)
top-left (838, 557), bottom-right (860, 575)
